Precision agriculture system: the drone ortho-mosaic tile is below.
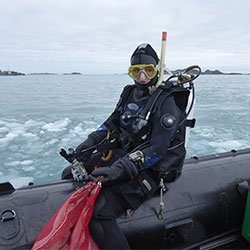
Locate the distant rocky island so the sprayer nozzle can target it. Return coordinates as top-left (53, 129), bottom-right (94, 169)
top-left (0, 70), bottom-right (25, 76)
top-left (63, 72), bottom-right (82, 75)
top-left (29, 73), bottom-right (58, 75)
top-left (201, 69), bottom-right (248, 75)
top-left (29, 72), bottom-right (82, 75)
top-left (0, 70), bottom-right (83, 76)
top-left (168, 69), bottom-right (249, 75)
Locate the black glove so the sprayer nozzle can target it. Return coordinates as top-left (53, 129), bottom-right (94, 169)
top-left (90, 157), bottom-right (139, 185)
top-left (59, 148), bottom-right (77, 163)
top-left (76, 131), bottom-right (103, 161)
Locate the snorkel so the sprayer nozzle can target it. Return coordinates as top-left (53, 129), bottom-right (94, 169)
top-left (148, 32), bottom-right (167, 93)
top-left (156, 32), bottom-right (167, 88)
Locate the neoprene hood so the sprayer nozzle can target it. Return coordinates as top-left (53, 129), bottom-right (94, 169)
top-left (130, 43), bottom-right (159, 66)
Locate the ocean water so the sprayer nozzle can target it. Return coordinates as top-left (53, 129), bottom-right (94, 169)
top-left (0, 74), bottom-right (250, 188)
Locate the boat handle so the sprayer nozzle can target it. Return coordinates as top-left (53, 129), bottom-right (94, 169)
top-left (1, 210), bottom-right (16, 223)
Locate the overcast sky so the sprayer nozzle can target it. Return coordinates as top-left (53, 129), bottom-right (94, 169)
top-left (0, 0), bottom-right (249, 74)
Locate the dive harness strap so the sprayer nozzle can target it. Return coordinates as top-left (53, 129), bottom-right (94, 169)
top-left (100, 86), bottom-right (167, 153)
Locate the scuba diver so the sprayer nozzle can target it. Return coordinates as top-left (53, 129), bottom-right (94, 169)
top-left (60, 43), bottom-right (196, 249)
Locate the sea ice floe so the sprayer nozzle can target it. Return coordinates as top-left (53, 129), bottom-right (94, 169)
top-left (10, 177), bottom-right (34, 188)
top-left (70, 123), bottom-right (85, 136)
top-left (24, 119), bottom-right (45, 128)
top-left (22, 132), bottom-right (37, 138)
top-left (84, 120), bottom-right (96, 125)
top-left (70, 123), bottom-right (96, 137)
top-left (0, 127), bottom-right (9, 134)
top-left (209, 140), bottom-right (242, 152)
top-left (42, 118), bottom-right (71, 132)
top-left (0, 120), bottom-right (30, 145)
top-left (0, 132), bottom-right (19, 143)
top-left (22, 166), bottom-right (35, 172)
top-left (0, 119), bottom-right (7, 125)
top-left (61, 138), bottom-right (71, 144)
top-left (5, 160), bottom-right (34, 167)
top-left (46, 139), bottom-right (58, 145)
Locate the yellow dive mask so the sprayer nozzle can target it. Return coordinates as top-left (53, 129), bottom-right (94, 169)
top-left (128, 64), bottom-right (157, 80)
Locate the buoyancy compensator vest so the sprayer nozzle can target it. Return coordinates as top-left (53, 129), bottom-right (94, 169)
top-left (103, 80), bottom-right (195, 182)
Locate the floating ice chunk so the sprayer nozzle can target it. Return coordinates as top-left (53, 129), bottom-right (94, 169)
top-left (0, 120), bottom-right (7, 125)
top-left (0, 121), bottom-right (29, 145)
top-left (69, 123), bottom-right (96, 137)
top-left (209, 140), bottom-right (242, 152)
top-left (42, 118), bottom-right (71, 132)
top-left (21, 160), bottom-right (34, 165)
top-left (0, 132), bottom-right (18, 143)
top-left (24, 119), bottom-right (45, 128)
top-left (22, 166), bottom-right (35, 171)
top-left (10, 177), bottom-right (34, 188)
top-left (5, 160), bottom-right (34, 167)
top-left (46, 139), bottom-right (58, 145)
top-left (0, 127), bottom-right (9, 134)
top-left (8, 122), bottom-right (26, 134)
top-left (70, 123), bottom-right (85, 135)
top-left (61, 138), bottom-right (71, 144)
top-left (5, 161), bottom-right (22, 167)
top-left (84, 120), bottom-right (96, 126)
top-left (22, 132), bottom-right (37, 138)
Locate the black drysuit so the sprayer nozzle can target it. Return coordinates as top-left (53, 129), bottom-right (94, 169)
top-left (63, 84), bottom-right (187, 249)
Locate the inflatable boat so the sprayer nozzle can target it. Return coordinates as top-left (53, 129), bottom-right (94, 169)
top-left (1, 148), bottom-right (250, 250)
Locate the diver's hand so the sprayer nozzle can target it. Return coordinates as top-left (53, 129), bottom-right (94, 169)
top-left (59, 148), bottom-right (76, 163)
top-left (90, 158), bottom-right (139, 185)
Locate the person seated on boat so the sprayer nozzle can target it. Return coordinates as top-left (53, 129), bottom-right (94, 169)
top-left (62, 43), bottom-right (187, 249)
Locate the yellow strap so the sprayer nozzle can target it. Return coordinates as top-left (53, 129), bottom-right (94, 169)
top-left (101, 150), bottom-right (113, 162)
top-left (101, 132), bottom-right (116, 162)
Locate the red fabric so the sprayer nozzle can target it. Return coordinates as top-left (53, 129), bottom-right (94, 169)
top-left (31, 181), bottom-right (101, 250)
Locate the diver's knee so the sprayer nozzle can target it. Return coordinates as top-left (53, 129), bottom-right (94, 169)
top-left (89, 218), bottom-right (105, 247)
top-left (61, 165), bottom-right (73, 180)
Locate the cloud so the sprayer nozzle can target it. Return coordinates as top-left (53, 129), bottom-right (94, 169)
top-left (0, 0), bottom-right (249, 73)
